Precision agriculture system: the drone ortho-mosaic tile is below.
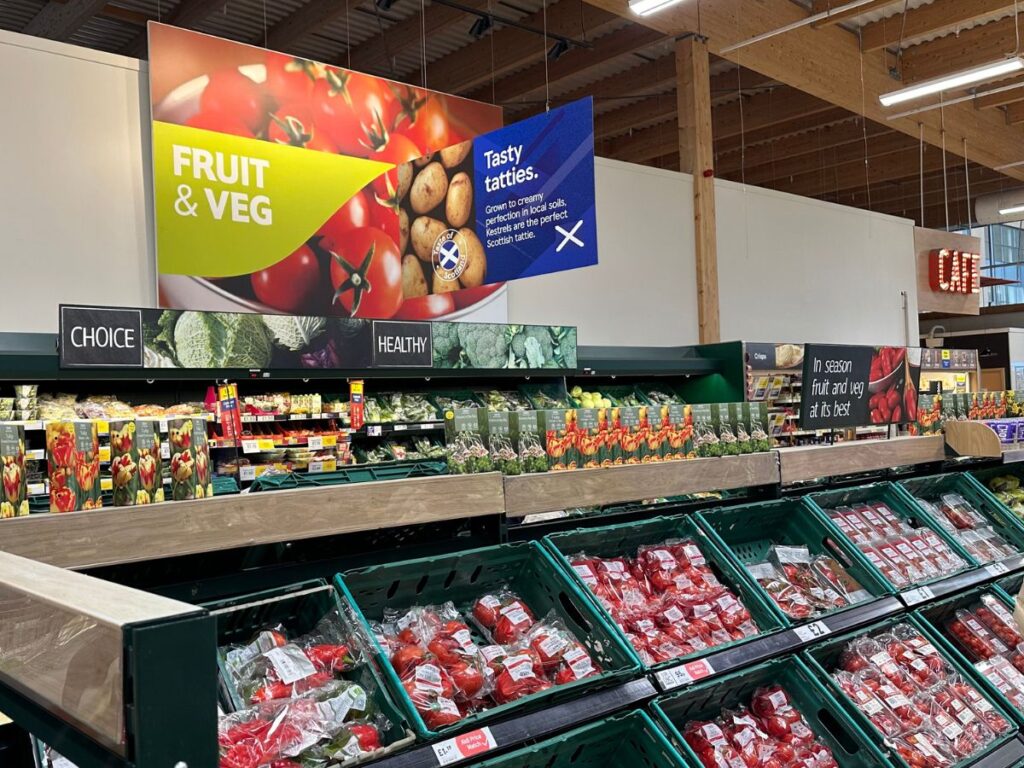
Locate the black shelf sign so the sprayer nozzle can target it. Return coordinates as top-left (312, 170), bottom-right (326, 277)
top-left (372, 321), bottom-right (433, 368)
top-left (799, 344), bottom-right (874, 430)
top-left (59, 305), bottom-right (144, 368)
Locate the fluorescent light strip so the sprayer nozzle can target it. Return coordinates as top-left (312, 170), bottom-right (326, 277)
top-left (628, 0), bottom-right (686, 16)
top-left (880, 57), bottom-right (1024, 106)
top-left (999, 205), bottom-right (1024, 216)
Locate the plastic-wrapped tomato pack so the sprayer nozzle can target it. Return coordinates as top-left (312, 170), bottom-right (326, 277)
top-left (569, 538), bottom-right (760, 666)
top-left (822, 502), bottom-right (967, 589)
top-left (218, 609), bottom-right (389, 768)
top-left (942, 592), bottom-right (1024, 708)
top-left (748, 545), bottom-right (869, 620)
top-left (682, 684), bottom-right (838, 768)
top-left (373, 590), bottom-right (599, 729)
top-left (913, 494), bottom-right (1019, 565)
top-left (830, 622), bottom-right (1010, 766)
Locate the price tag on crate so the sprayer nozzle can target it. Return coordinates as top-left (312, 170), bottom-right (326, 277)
top-left (160, 442), bottom-right (170, 459)
top-left (239, 466), bottom-right (256, 482)
top-left (901, 586), bottom-right (935, 606)
top-left (793, 621), bottom-right (830, 643)
top-left (96, 420), bottom-right (109, 436)
top-left (432, 727), bottom-right (497, 766)
top-left (421, 422), bottom-right (436, 430)
top-left (986, 561), bottom-right (1011, 577)
top-left (159, 419), bottom-right (168, 432)
top-left (257, 414), bottom-right (274, 422)
top-left (98, 446), bottom-right (111, 462)
top-left (307, 436), bottom-right (323, 450)
top-left (241, 439), bottom-right (259, 454)
top-left (308, 459), bottom-right (336, 473)
top-left (367, 425), bottom-right (382, 436)
top-left (654, 659), bottom-right (715, 691)
top-left (241, 415), bottom-right (255, 423)
top-left (322, 434), bottom-right (337, 447)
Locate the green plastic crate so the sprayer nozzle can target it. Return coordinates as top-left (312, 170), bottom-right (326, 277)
top-left (336, 541), bottom-right (640, 739)
top-left (968, 463), bottom-right (1024, 526)
top-left (696, 498), bottom-right (893, 627)
top-left (651, 656), bottom-right (889, 767)
top-left (915, 584), bottom-right (1024, 727)
top-left (203, 580), bottom-right (416, 761)
top-left (248, 460), bottom-right (447, 491)
top-left (802, 614), bottom-right (1019, 768)
top-left (806, 482), bottom-right (977, 592)
top-left (897, 473), bottom-right (1024, 565)
top-left (471, 711), bottom-right (686, 767)
top-left (543, 514), bottom-right (788, 671)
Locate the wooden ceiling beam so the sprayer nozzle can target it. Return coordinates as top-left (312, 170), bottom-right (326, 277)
top-left (713, 87), bottom-right (836, 141)
top-left (465, 23), bottom-right (664, 106)
top-left (122, 0), bottom-right (220, 57)
top-left (715, 118), bottom-right (885, 175)
top-left (973, 74), bottom-right (1024, 108)
top-left (773, 145), bottom-right (951, 198)
top-left (812, 0), bottom-right (900, 28)
top-left (899, 14), bottom-right (1024, 83)
top-left (832, 167), bottom-right (1009, 207)
top-left (713, 107), bottom-right (851, 154)
top-left (22, 0), bottom-right (109, 40)
top-left (265, 0), bottom-right (349, 53)
top-left (731, 130), bottom-right (917, 186)
top-left (582, 0), bottom-right (1024, 182)
top-left (424, 1), bottom-right (619, 96)
top-left (600, 120), bottom-right (678, 164)
top-left (1005, 101), bottom-right (1024, 124)
top-left (860, 0), bottom-right (1015, 53)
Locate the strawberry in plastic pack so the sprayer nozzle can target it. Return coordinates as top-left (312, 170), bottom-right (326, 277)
top-left (827, 622), bottom-right (1010, 768)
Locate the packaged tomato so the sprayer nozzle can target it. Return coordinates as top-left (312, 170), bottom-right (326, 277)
top-left (825, 508), bottom-right (864, 544)
top-left (914, 692), bottom-right (987, 761)
top-left (976, 593), bottom-right (1024, 647)
top-left (947, 609), bottom-right (1008, 661)
top-left (811, 554), bottom-right (870, 605)
top-left (597, 557), bottom-right (652, 610)
top-left (918, 530), bottom-right (967, 575)
top-left (710, 591), bottom-right (759, 639)
top-left (892, 730), bottom-right (955, 768)
top-left (877, 541), bottom-right (926, 586)
top-left (552, 642), bottom-right (600, 684)
top-left (930, 685), bottom-right (995, 747)
top-left (974, 657), bottom-right (1024, 711)
top-left (877, 631), bottom-right (947, 686)
top-left (832, 670), bottom-right (905, 737)
top-left (850, 503), bottom-right (892, 539)
top-left (400, 660), bottom-right (462, 727)
top-left (891, 536), bottom-right (940, 581)
top-left (769, 545), bottom-right (842, 612)
top-left (947, 673), bottom-right (1012, 734)
top-left (860, 545), bottom-right (910, 588)
top-left (491, 649), bottom-right (551, 704)
top-left (422, 607), bottom-right (489, 701)
top-left (936, 493), bottom-right (987, 530)
top-left (683, 721), bottom-right (748, 768)
top-left (720, 708), bottom-right (774, 767)
top-left (872, 502), bottom-right (912, 535)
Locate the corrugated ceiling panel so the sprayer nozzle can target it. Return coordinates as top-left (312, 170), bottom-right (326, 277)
top-left (0, 0), bottom-right (48, 32)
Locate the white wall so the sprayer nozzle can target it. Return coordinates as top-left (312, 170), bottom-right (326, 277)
top-left (715, 179), bottom-right (918, 347)
top-left (0, 31), bottom-right (155, 332)
top-left (507, 158), bottom-right (700, 346)
top-left (0, 29), bottom-right (920, 350)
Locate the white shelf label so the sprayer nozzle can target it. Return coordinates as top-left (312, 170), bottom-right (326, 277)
top-left (241, 415), bottom-right (255, 423)
top-left (25, 449), bottom-right (43, 460)
top-left (793, 620), bottom-right (831, 643)
top-left (986, 561), bottom-right (1011, 577)
top-left (654, 658), bottom-right (715, 691)
top-left (902, 586), bottom-right (935, 605)
top-left (422, 422), bottom-right (436, 430)
top-left (290, 414), bottom-right (305, 420)
top-left (241, 439), bottom-right (259, 454)
top-left (307, 436), bottom-right (323, 450)
top-left (239, 466), bottom-right (256, 482)
top-left (257, 414), bottom-right (274, 422)
top-left (432, 727), bottom-right (497, 766)
top-left (367, 425), bottom-right (382, 436)
top-left (160, 443), bottom-right (170, 459)
top-left (394, 424), bottom-right (408, 431)
top-left (158, 419), bottom-right (168, 432)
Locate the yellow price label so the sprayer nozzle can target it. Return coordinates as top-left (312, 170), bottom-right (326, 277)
top-left (99, 446), bottom-right (111, 462)
top-left (256, 438), bottom-right (276, 451)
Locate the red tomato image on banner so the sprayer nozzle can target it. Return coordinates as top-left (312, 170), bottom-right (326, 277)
top-left (149, 23), bottom-right (505, 320)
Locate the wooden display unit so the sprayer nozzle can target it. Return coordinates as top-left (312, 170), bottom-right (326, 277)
top-left (777, 435), bottom-right (946, 485)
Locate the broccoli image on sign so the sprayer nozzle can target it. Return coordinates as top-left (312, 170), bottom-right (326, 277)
top-left (432, 323), bottom-right (577, 370)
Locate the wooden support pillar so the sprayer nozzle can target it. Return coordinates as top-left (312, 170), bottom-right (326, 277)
top-left (676, 36), bottom-right (720, 343)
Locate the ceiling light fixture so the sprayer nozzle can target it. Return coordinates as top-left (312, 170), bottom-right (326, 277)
top-left (999, 204), bottom-right (1024, 216)
top-left (627, 0), bottom-right (687, 17)
top-left (547, 39), bottom-right (570, 60)
top-left (879, 57), bottom-right (1024, 106)
top-left (469, 15), bottom-right (492, 39)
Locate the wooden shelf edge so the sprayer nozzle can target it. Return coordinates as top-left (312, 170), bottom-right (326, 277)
top-left (778, 435), bottom-right (946, 485)
top-left (944, 421), bottom-right (1003, 459)
top-left (0, 473), bottom-right (506, 570)
top-left (503, 453), bottom-right (780, 517)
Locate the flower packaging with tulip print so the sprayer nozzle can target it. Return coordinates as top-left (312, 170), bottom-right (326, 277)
top-left (46, 421), bottom-right (101, 513)
top-left (168, 417), bottom-right (199, 501)
top-left (192, 416), bottom-right (214, 499)
top-left (109, 420), bottom-right (140, 506)
top-left (0, 424), bottom-right (28, 518)
top-left (135, 419), bottom-right (164, 504)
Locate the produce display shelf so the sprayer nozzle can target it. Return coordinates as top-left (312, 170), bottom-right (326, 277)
top-left (778, 435), bottom-right (946, 484)
top-left (898, 554), bottom-right (1024, 606)
top-left (503, 452), bottom-right (780, 517)
top-left (652, 595), bottom-right (903, 693)
top-left (0, 472), bottom-right (506, 569)
top-left (364, 678), bottom-right (657, 768)
top-left (362, 421), bottom-right (445, 436)
top-left (237, 411), bottom-right (347, 423)
top-left (17, 415), bottom-right (212, 434)
top-left (1002, 448), bottom-right (1024, 464)
top-left (209, 433), bottom-right (349, 450)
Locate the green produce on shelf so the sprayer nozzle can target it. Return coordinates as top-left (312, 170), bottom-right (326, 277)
top-left (987, 475), bottom-right (1024, 520)
top-left (528, 389), bottom-right (568, 409)
top-left (489, 434), bottom-right (522, 475)
top-left (433, 395), bottom-right (478, 411)
top-left (446, 432), bottom-right (493, 474)
top-left (365, 393), bottom-right (436, 423)
top-left (481, 390), bottom-right (531, 412)
top-left (569, 386), bottom-right (612, 409)
top-left (518, 432), bottom-right (548, 474)
top-left (694, 423), bottom-right (723, 458)
top-left (645, 389), bottom-right (679, 405)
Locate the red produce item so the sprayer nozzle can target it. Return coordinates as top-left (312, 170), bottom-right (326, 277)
top-left (492, 650), bottom-right (551, 704)
top-left (976, 594), bottom-right (1024, 647)
top-left (833, 671), bottom-right (904, 737)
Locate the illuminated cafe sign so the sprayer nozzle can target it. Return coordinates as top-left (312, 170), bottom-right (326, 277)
top-left (928, 249), bottom-right (980, 295)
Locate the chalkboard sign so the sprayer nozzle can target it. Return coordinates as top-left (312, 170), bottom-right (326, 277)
top-left (799, 344), bottom-right (874, 429)
top-left (371, 321), bottom-right (433, 367)
top-left (59, 305), bottom-right (144, 368)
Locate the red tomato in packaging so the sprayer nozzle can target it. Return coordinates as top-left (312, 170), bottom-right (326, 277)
top-left (200, 69), bottom-right (267, 133)
top-left (250, 244), bottom-right (322, 313)
top-left (326, 226), bottom-right (403, 318)
top-left (391, 644), bottom-right (426, 675)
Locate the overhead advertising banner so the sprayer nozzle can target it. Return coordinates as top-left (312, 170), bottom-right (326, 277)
top-left (800, 344), bottom-right (922, 430)
top-left (57, 305), bottom-right (578, 372)
top-left (149, 24), bottom-right (598, 323)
